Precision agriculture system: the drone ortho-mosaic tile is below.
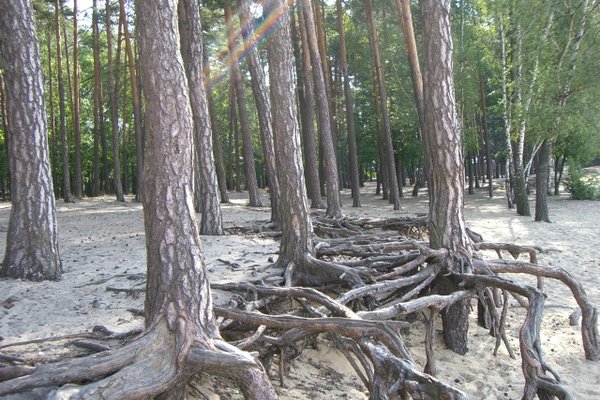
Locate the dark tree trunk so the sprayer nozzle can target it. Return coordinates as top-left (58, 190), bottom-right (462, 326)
top-left (535, 139), bottom-right (551, 222)
top-left (554, 154), bottom-right (566, 196)
top-left (45, 34), bottom-right (58, 197)
top-left (295, 5), bottom-right (323, 209)
top-left (0, 71), bottom-right (8, 200)
top-left (119, 0), bottom-right (144, 202)
top-left (364, 0), bottom-right (400, 210)
top-left (467, 156), bottom-right (474, 194)
top-left (0, 0), bottom-right (62, 281)
top-left (336, 0), bottom-right (361, 207)
top-left (72, 0), bottom-right (82, 198)
top-left (238, 0), bottom-right (281, 225)
top-left (422, 0), bottom-right (474, 355)
top-left (106, 0), bottom-right (125, 202)
top-left (225, 5), bottom-right (262, 207)
top-left (91, 0), bottom-right (103, 197)
top-left (54, 0), bottom-right (72, 203)
top-left (178, 0), bottom-right (224, 235)
top-left (480, 75), bottom-right (494, 198)
top-left (300, 0), bottom-right (342, 218)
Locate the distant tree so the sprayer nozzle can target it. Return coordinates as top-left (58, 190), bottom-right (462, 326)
top-left (72, 0), bottom-right (82, 198)
top-left (0, 0), bottom-right (62, 281)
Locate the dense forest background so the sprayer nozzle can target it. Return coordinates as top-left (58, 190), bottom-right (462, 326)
top-left (0, 0), bottom-right (599, 206)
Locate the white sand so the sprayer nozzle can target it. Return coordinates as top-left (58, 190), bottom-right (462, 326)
top-left (0, 184), bottom-right (598, 399)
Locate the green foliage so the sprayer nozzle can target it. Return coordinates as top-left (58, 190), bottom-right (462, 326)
top-left (564, 165), bottom-right (599, 200)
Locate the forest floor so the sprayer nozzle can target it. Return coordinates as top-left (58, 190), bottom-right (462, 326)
top-left (0, 182), bottom-right (599, 399)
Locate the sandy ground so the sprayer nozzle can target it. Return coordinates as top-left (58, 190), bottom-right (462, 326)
top-left (0, 183), bottom-right (599, 399)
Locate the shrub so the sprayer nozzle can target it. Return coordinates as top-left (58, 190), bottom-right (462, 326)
top-left (564, 167), bottom-right (599, 200)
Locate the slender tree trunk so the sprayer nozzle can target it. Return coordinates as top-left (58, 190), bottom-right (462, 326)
top-left (119, 0), bottom-right (144, 202)
top-left (72, 0), bottom-right (82, 198)
top-left (467, 156), bottom-right (474, 194)
top-left (364, 0), bottom-right (400, 210)
top-left (499, 19), bottom-right (515, 209)
top-left (300, 0), bottom-right (342, 218)
top-left (336, 0), bottom-right (360, 207)
top-left (203, 43), bottom-right (230, 203)
top-left (0, 0), bottom-right (62, 281)
top-left (225, 5), bottom-right (262, 207)
top-left (0, 72), bottom-right (8, 200)
top-left (91, 0), bottom-right (102, 197)
top-left (422, 0), bottom-right (473, 355)
top-left (45, 34), bottom-right (58, 196)
top-left (178, 0), bottom-right (224, 235)
top-left (535, 139), bottom-right (551, 222)
top-left (296, 5), bottom-right (323, 209)
top-left (106, 0), bottom-right (125, 202)
top-left (238, 0), bottom-right (281, 225)
top-left (54, 0), bottom-right (72, 203)
top-left (480, 75), bottom-right (494, 198)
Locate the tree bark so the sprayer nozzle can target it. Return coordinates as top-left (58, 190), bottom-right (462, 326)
top-left (480, 75), bottom-right (494, 198)
top-left (45, 34), bottom-right (58, 197)
top-left (225, 5), bottom-right (262, 207)
top-left (238, 0), bottom-right (281, 225)
top-left (54, 0), bottom-right (72, 203)
top-left (422, 0), bottom-right (474, 355)
top-left (300, 0), bottom-right (342, 218)
top-left (119, 0), bottom-right (144, 202)
top-left (178, 0), bottom-right (224, 235)
top-left (499, 19), bottom-right (515, 209)
top-left (295, 5), bottom-right (323, 209)
top-left (72, 0), bottom-right (82, 198)
top-left (364, 0), bottom-right (400, 210)
top-left (336, 0), bottom-right (361, 207)
top-left (0, 0), bottom-right (62, 281)
top-left (0, 71), bottom-right (8, 200)
top-left (535, 139), bottom-right (551, 222)
top-left (91, 0), bottom-right (103, 197)
top-left (106, 0), bottom-right (125, 202)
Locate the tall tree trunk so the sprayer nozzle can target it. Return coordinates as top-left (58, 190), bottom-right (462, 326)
top-left (422, 0), bottom-right (473, 355)
top-left (0, 72), bottom-right (8, 200)
top-left (119, 0), bottom-right (144, 202)
top-left (91, 0), bottom-right (102, 197)
top-left (0, 0), bottom-right (62, 281)
top-left (72, 0), bottom-right (82, 198)
top-left (336, 0), bottom-right (361, 207)
top-left (238, 0), bottom-right (281, 225)
top-left (178, 0), bottom-right (224, 235)
top-left (480, 75), bottom-right (494, 198)
top-left (499, 19), bottom-right (515, 209)
top-left (54, 0), bottom-right (72, 203)
top-left (203, 42), bottom-right (230, 203)
top-left (295, 5), bottom-right (323, 209)
top-left (300, 0), bottom-right (342, 218)
top-left (224, 5), bottom-right (262, 207)
top-left (535, 139), bottom-right (551, 222)
top-left (364, 0), bottom-right (400, 210)
top-left (45, 34), bottom-right (58, 196)
top-left (106, 0), bottom-right (125, 202)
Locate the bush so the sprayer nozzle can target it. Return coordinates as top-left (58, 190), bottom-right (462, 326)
top-left (564, 167), bottom-right (599, 200)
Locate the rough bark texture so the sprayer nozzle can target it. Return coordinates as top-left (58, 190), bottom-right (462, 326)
top-left (225, 5), bottom-right (262, 208)
top-left (0, 0), bottom-right (62, 281)
top-left (336, 0), bottom-right (361, 208)
top-left (106, 0), bottom-right (125, 202)
top-left (54, 0), bottom-right (72, 203)
top-left (238, 0), bottom-right (282, 226)
top-left (296, 5), bottom-right (323, 209)
top-left (422, 0), bottom-right (473, 355)
top-left (178, 0), bottom-right (224, 235)
top-left (364, 0), bottom-right (400, 210)
top-left (301, 0), bottom-right (342, 218)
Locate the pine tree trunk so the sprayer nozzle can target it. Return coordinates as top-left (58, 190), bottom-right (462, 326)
top-left (422, 0), bottom-right (473, 355)
top-left (119, 0), bottom-right (144, 202)
top-left (295, 6), bottom-right (323, 209)
top-left (0, 72), bottom-right (8, 200)
top-left (225, 5), bottom-right (262, 207)
top-left (91, 0), bottom-right (102, 197)
top-left (72, 0), bottom-right (82, 198)
top-left (238, 0), bottom-right (281, 225)
top-left (336, 0), bottom-right (361, 207)
top-left (535, 139), bottom-right (551, 222)
top-left (480, 75), bottom-right (494, 198)
top-left (106, 0), bottom-right (125, 202)
top-left (45, 34), bottom-right (58, 196)
top-left (300, 0), bottom-right (342, 218)
top-left (266, 0), bottom-right (314, 263)
top-left (55, 0), bottom-right (72, 203)
top-left (178, 0), bottom-right (224, 235)
top-left (499, 20), bottom-right (515, 209)
top-left (364, 0), bottom-right (400, 210)
top-left (0, 0), bottom-right (62, 281)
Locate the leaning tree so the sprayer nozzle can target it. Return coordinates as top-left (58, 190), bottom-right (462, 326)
top-left (0, 0), bottom-right (62, 281)
top-left (0, 0), bottom-right (276, 398)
